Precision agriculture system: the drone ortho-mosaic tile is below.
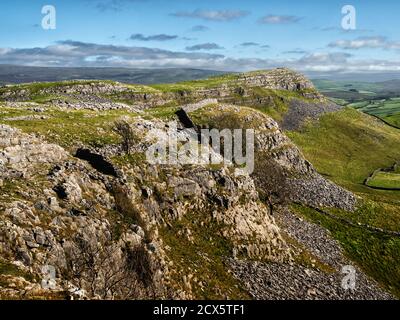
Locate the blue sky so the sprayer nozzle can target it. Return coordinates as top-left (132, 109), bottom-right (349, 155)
top-left (0, 0), bottom-right (400, 74)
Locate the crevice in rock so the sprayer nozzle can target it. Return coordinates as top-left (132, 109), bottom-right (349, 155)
top-left (53, 184), bottom-right (68, 199)
top-left (74, 148), bottom-right (118, 177)
top-left (175, 108), bottom-right (196, 129)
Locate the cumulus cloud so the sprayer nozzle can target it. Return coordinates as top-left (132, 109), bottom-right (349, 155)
top-left (328, 36), bottom-right (400, 50)
top-left (185, 43), bottom-right (224, 51)
top-left (171, 9), bottom-right (249, 21)
top-left (0, 41), bottom-right (225, 68)
top-left (258, 15), bottom-right (301, 24)
top-left (129, 33), bottom-right (178, 41)
top-left (1, 41), bottom-right (400, 74)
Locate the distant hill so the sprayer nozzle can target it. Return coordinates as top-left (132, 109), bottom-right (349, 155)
top-left (0, 65), bottom-right (230, 85)
top-left (312, 78), bottom-right (400, 102)
top-left (307, 71), bottom-right (400, 82)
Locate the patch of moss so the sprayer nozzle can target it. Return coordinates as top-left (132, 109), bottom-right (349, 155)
top-left (143, 102), bottom-right (180, 120)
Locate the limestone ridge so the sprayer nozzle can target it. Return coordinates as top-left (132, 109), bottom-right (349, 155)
top-left (0, 68), bottom-right (323, 106)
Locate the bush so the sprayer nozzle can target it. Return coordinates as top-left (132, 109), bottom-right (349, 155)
top-left (112, 120), bottom-right (136, 154)
top-left (252, 156), bottom-right (292, 214)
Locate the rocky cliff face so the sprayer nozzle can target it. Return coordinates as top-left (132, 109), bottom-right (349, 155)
top-left (0, 120), bottom-right (292, 299)
top-left (187, 104), bottom-right (356, 211)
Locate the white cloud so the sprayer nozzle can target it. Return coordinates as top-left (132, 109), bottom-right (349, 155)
top-left (1, 41), bottom-right (400, 74)
top-left (171, 9), bottom-right (249, 21)
top-left (329, 36), bottom-right (400, 50)
top-left (0, 48), bottom-right (12, 55)
top-left (258, 15), bottom-right (301, 24)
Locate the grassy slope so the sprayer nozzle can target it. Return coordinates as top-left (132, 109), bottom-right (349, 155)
top-left (287, 107), bottom-right (400, 297)
top-left (348, 98), bottom-right (400, 129)
top-left (286, 107), bottom-right (400, 228)
top-left (287, 107), bottom-right (400, 188)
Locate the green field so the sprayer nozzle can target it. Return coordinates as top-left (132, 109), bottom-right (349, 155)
top-left (366, 171), bottom-right (400, 190)
top-left (312, 79), bottom-right (384, 94)
top-left (384, 112), bottom-right (400, 128)
top-left (350, 98), bottom-right (400, 118)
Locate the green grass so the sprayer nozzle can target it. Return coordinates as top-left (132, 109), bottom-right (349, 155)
top-left (293, 204), bottom-right (400, 298)
top-left (312, 79), bottom-right (381, 102)
top-left (149, 73), bottom-right (239, 92)
top-left (384, 113), bottom-right (400, 128)
top-left (367, 172), bottom-right (400, 190)
top-left (0, 106), bottom-right (137, 150)
top-left (143, 102), bottom-right (180, 120)
top-left (314, 78), bottom-right (400, 130)
top-left (351, 98), bottom-right (400, 117)
top-left (287, 107), bottom-right (400, 222)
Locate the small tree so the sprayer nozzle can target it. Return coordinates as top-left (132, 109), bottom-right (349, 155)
top-left (252, 156), bottom-right (292, 215)
top-left (113, 120), bottom-right (136, 155)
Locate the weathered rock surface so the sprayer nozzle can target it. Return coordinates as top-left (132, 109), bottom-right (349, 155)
top-left (0, 124), bottom-right (68, 178)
